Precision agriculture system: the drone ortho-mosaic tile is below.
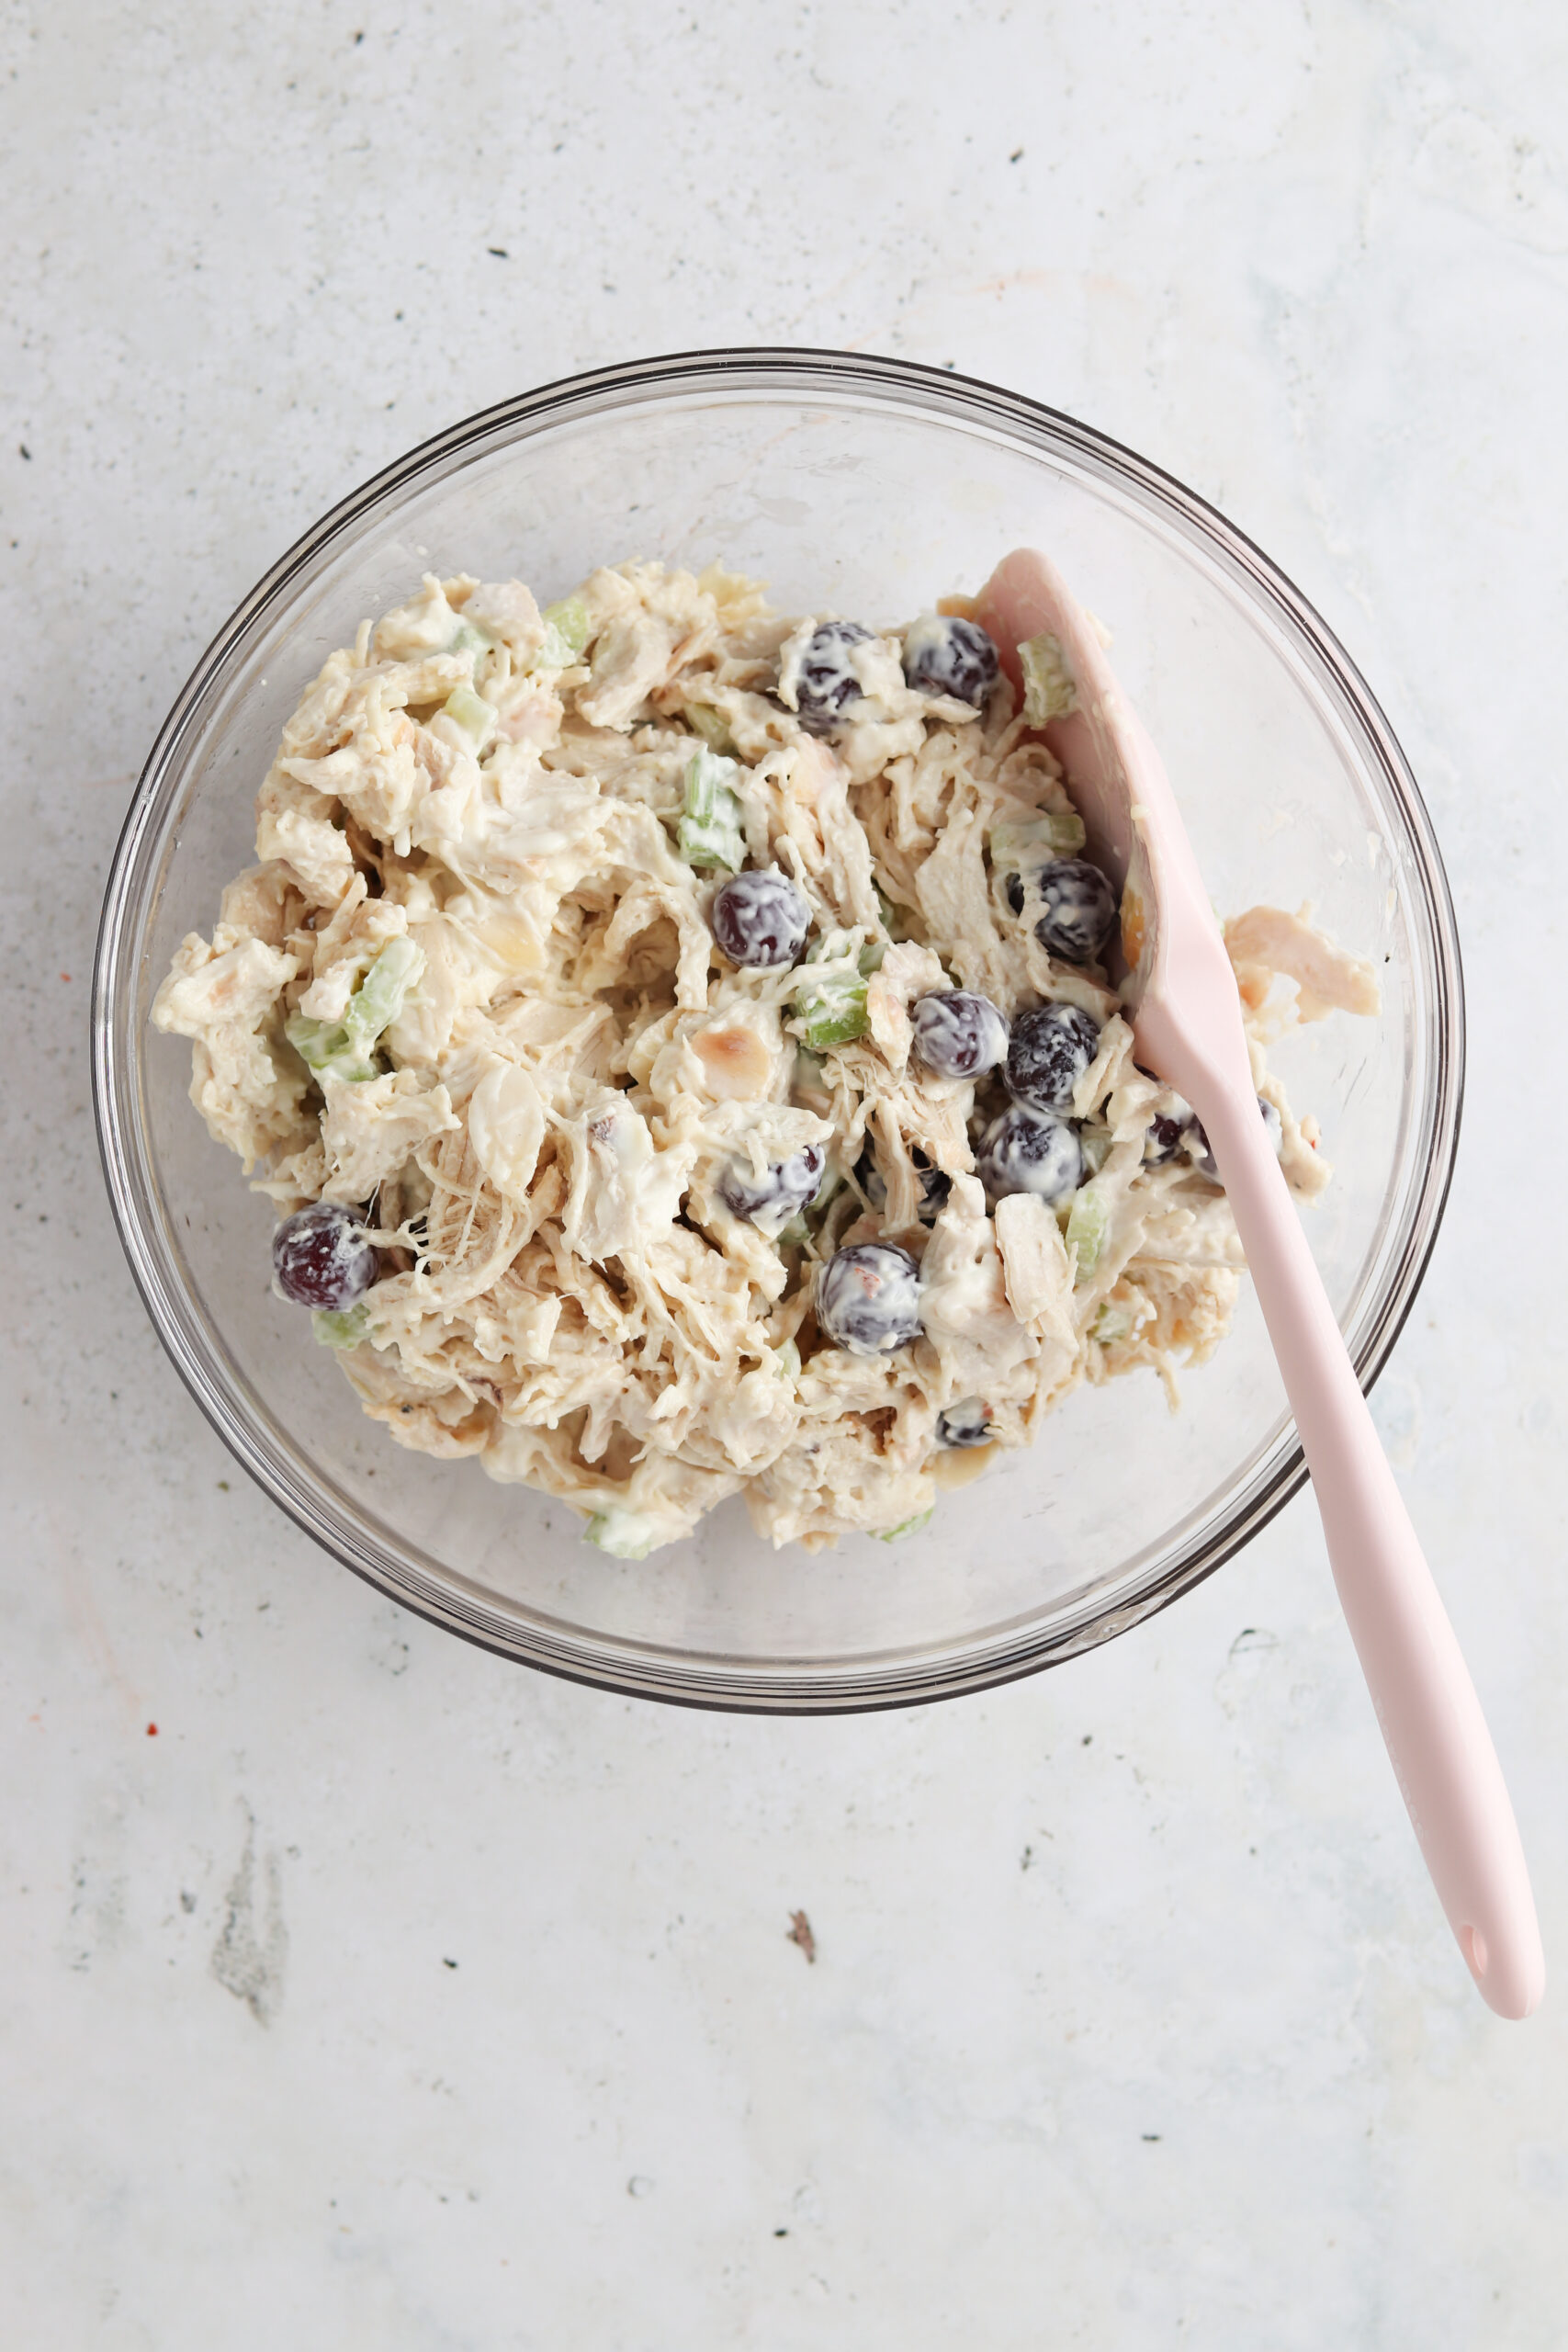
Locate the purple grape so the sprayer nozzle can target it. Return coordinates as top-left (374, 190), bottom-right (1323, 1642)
top-left (719, 1143), bottom-right (826, 1233)
top-left (1144, 1107), bottom-right (1190, 1165)
top-left (1005, 1002), bottom-right (1101, 1113)
top-left (937, 1397), bottom-right (994, 1448)
top-left (817, 1242), bottom-right (923, 1355)
top-left (788, 620), bottom-right (874, 733)
top-left (901, 615), bottom-right (1000, 707)
top-left (1006, 856), bottom-right (1117, 965)
top-left (272, 1200), bottom-right (378, 1310)
top-left (710, 870), bottom-right (811, 968)
top-left (976, 1105), bottom-right (1085, 1206)
top-left (910, 989), bottom-right (1010, 1080)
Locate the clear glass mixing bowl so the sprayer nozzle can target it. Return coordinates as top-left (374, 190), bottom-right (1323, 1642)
top-left (92, 350), bottom-right (1462, 1711)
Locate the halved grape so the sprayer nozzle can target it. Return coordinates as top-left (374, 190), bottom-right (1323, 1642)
top-left (710, 870), bottom-right (811, 968)
top-left (910, 989), bottom-right (1009, 1080)
top-left (1006, 1001), bottom-right (1100, 1113)
top-left (937, 1398), bottom-right (993, 1448)
top-left (817, 1241), bottom-right (923, 1355)
top-left (788, 620), bottom-right (874, 733)
top-left (901, 614), bottom-right (999, 707)
top-left (1144, 1099), bottom-right (1192, 1164)
top-left (719, 1143), bottom-right (826, 1236)
top-left (976, 1105), bottom-right (1085, 1206)
top-left (1006, 856), bottom-right (1117, 965)
top-left (272, 1200), bottom-right (378, 1310)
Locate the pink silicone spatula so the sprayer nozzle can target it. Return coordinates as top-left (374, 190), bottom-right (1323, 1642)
top-left (976, 548), bottom-right (1543, 2019)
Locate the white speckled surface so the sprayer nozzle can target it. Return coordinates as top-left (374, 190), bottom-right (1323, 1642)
top-left (4, 3), bottom-right (1567, 2343)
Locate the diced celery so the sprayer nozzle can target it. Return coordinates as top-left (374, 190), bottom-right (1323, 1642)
top-left (875, 1507), bottom-right (934, 1543)
top-left (799, 989), bottom-right (869, 1050)
top-left (1066, 1182), bottom-right (1111, 1282)
top-left (1091, 1299), bottom-right (1134, 1344)
top-left (286, 934), bottom-right (426, 1084)
top-left (585, 1506), bottom-right (661, 1560)
top-left (530, 594), bottom-right (593, 671)
top-left (547, 595), bottom-right (592, 655)
top-left (774, 1215), bottom-right (810, 1247)
top-left (684, 702), bottom-right (736, 755)
top-left (1079, 1127), bottom-right (1112, 1176)
top-left (990, 808), bottom-right (1088, 869)
top-left (772, 1339), bottom-right (802, 1380)
top-left (286, 1010), bottom-right (374, 1083)
top-left (676, 747), bottom-right (746, 871)
top-left (441, 682), bottom-right (497, 749)
top-left (313, 1303), bottom-right (372, 1349)
top-left (794, 929), bottom-right (869, 1050)
top-left (857, 939), bottom-right (886, 977)
top-left (448, 619), bottom-right (494, 656)
top-left (346, 935), bottom-right (423, 1051)
top-left (1018, 632), bottom-right (1078, 726)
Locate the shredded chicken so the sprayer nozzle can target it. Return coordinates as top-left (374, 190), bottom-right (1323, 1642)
top-left (153, 560), bottom-right (1376, 1556)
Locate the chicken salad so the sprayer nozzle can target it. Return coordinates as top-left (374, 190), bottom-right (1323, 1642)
top-left (153, 559), bottom-right (1379, 1555)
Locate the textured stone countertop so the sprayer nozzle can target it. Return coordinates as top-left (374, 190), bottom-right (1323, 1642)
top-left (4, 4), bottom-right (1565, 2345)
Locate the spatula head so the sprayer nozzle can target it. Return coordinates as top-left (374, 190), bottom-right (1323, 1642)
top-left (973, 546), bottom-right (1168, 1010)
top-left (973, 548), bottom-right (1249, 1099)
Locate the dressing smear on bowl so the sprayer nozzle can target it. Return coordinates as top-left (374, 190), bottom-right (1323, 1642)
top-left (153, 560), bottom-right (1375, 1555)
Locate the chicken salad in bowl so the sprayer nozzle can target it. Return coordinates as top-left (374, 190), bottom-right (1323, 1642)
top-left (151, 552), bottom-right (1377, 1560)
top-left (94, 351), bottom-right (1459, 1705)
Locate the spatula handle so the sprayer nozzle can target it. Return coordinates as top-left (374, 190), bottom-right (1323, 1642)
top-left (1195, 1075), bottom-right (1543, 2018)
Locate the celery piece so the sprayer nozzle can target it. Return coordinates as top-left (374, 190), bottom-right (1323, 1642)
top-left (441, 682), bottom-right (497, 750)
top-left (313, 1303), bottom-right (372, 1349)
top-left (286, 1010), bottom-right (374, 1084)
top-left (799, 988), bottom-right (868, 1051)
top-left (585, 1506), bottom-right (661, 1561)
top-left (774, 1216), bottom-right (810, 1247)
top-left (684, 702), bottom-right (737, 756)
top-left (1066, 1182), bottom-right (1111, 1282)
top-left (794, 929), bottom-right (869, 1051)
top-left (344, 936), bottom-right (423, 1056)
top-left (1091, 1299), bottom-right (1134, 1344)
top-left (1018, 632), bottom-right (1078, 726)
top-left (874, 1507), bottom-right (934, 1544)
top-left (677, 747), bottom-right (746, 871)
top-left (530, 594), bottom-right (593, 672)
top-left (286, 934), bottom-right (426, 1084)
top-left (772, 1339), bottom-right (802, 1380)
top-left (545, 595), bottom-right (592, 656)
top-left (448, 619), bottom-right (494, 656)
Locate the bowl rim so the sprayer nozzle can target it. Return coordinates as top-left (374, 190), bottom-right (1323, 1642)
top-left (92, 345), bottom-right (1464, 1712)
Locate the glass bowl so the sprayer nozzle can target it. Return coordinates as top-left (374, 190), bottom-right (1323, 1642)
top-left (92, 349), bottom-right (1462, 1712)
